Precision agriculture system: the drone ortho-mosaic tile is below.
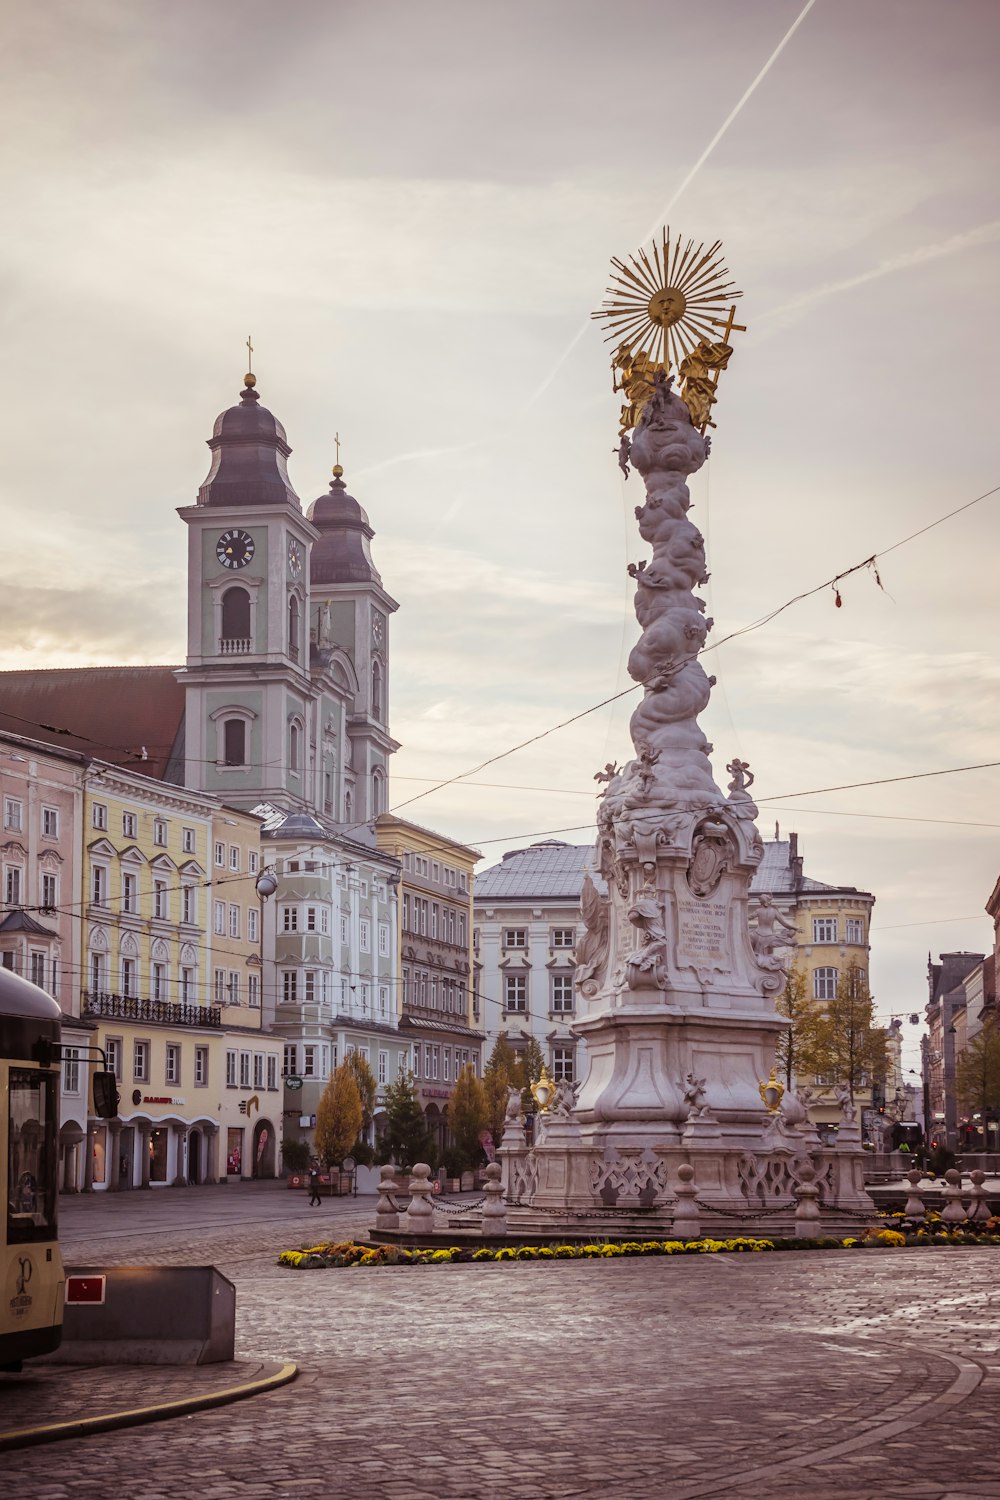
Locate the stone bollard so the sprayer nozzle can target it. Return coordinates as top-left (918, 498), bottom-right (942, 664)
top-left (793, 1163), bottom-right (821, 1239)
top-left (672, 1163), bottom-right (701, 1240)
top-left (940, 1167), bottom-right (968, 1225)
top-left (903, 1168), bottom-right (926, 1222)
top-left (967, 1168), bottom-right (992, 1223)
top-left (481, 1162), bottom-right (507, 1237)
top-left (403, 1163), bottom-right (435, 1237)
top-left (375, 1164), bottom-right (399, 1231)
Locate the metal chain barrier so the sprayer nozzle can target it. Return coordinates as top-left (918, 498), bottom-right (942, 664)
top-left (432, 1197), bottom-right (486, 1214)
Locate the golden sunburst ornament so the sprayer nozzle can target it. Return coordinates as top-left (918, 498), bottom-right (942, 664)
top-left (592, 227), bottom-right (746, 437)
top-left (592, 226), bottom-right (742, 371)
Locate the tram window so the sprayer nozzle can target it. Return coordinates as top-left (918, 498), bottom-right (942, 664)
top-left (7, 1067), bottom-right (57, 1244)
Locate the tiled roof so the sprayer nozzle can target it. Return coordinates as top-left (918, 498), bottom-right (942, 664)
top-left (0, 666), bottom-right (185, 783)
top-left (750, 840), bottom-right (862, 896)
top-left (474, 841), bottom-right (602, 901)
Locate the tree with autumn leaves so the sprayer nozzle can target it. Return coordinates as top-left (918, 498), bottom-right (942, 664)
top-left (777, 962), bottom-right (887, 1102)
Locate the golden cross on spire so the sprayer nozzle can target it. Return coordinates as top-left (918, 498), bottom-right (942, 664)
top-left (332, 430), bottom-right (343, 478)
top-left (246, 334), bottom-right (254, 374)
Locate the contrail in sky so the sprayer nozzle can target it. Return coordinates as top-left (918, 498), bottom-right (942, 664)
top-left (527, 0), bottom-right (820, 405)
top-left (756, 219), bottom-right (1000, 327)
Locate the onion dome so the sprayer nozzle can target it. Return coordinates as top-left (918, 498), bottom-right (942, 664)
top-left (197, 375), bottom-right (301, 509)
top-left (308, 464), bottom-right (382, 585)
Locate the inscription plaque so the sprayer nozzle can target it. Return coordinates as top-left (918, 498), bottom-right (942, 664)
top-left (676, 896), bottom-right (728, 968)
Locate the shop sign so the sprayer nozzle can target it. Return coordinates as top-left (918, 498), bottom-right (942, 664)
top-left (143, 1096), bottom-right (186, 1106)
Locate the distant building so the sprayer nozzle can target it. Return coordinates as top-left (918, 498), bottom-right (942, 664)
top-left (474, 841), bottom-right (596, 1087)
top-left (925, 949), bottom-right (990, 1152)
top-left (376, 815), bottom-right (483, 1155)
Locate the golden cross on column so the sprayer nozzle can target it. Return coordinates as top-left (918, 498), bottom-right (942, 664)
top-left (709, 306), bottom-right (747, 345)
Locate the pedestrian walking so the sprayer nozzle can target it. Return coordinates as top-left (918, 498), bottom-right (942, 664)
top-left (308, 1161), bottom-right (322, 1207)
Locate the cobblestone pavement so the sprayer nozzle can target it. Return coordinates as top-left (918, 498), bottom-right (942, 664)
top-left (4, 1183), bottom-right (1000, 1498)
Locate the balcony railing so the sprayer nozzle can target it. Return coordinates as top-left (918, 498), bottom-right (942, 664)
top-left (219, 637), bottom-right (252, 655)
top-left (83, 990), bottom-right (222, 1029)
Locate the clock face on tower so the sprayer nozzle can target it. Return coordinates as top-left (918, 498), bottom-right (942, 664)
top-left (287, 538), bottom-right (303, 577)
top-left (372, 608), bottom-right (386, 650)
top-left (216, 529), bottom-right (255, 570)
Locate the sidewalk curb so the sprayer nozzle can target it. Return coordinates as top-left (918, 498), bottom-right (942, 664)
top-left (0, 1359), bottom-right (298, 1453)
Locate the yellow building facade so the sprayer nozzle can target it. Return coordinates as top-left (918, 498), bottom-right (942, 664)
top-left (80, 763), bottom-right (282, 1188)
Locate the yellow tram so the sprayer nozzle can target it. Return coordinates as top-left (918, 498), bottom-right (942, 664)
top-left (1, 966), bottom-right (65, 1369)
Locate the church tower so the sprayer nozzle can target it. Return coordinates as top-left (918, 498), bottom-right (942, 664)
top-left (307, 459), bottom-right (399, 824)
top-left (176, 375), bottom-right (320, 812)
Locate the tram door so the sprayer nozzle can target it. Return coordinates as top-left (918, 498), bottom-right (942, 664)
top-left (118, 1126), bottom-right (135, 1189)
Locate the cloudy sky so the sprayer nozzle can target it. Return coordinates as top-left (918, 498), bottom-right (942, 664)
top-left (2, 0), bottom-right (999, 1064)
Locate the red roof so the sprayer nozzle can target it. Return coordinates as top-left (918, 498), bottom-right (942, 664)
top-left (0, 666), bottom-right (184, 782)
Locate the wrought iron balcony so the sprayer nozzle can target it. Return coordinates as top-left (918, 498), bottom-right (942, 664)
top-left (82, 990), bottom-right (222, 1029)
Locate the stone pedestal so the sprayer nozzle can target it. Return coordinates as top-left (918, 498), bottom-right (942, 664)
top-left (531, 1115), bottom-right (599, 1211)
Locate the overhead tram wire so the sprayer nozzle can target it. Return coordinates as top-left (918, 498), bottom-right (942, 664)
top-left (3, 476), bottom-right (998, 838)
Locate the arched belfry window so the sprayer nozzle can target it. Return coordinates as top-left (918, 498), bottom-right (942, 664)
top-left (372, 660), bottom-right (383, 721)
top-left (221, 587), bottom-right (251, 646)
top-left (224, 719), bottom-right (247, 767)
top-left (372, 769), bottom-right (385, 817)
top-left (289, 721), bottom-right (301, 774)
top-left (288, 595), bottom-right (300, 662)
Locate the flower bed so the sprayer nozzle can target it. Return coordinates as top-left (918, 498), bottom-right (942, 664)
top-left (276, 1224), bottom-right (1000, 1269)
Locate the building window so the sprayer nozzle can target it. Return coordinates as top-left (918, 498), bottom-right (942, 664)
top-left (306, 906), bottom-right (318, 931)
top-left (3, 797), bottom-right (23, 831)
top-left (846, 918), bottom-right (865, 944)
top-left (29, 951), bottom-right (46, 988)
top-left (813, 967), bottom-right (839, 1001)
top-left (227, 972), bottom-right (240, 1006)
top-left (443, 1049), bottom-right (451, 1083)
top-left (551, 975), bottom-right (574, 1013)
top-left (248, 974), bottom-right (259, 1008)
top-left (504, 974), bottom-right (527, 1012)
top-left (503, 928), bottom-right (527, 949)
top-left (226, 1050), bottom-right (238, 1087)
top-left (42, 807), bottom-right (59, 837)
top-left (166, 1044), bottom-right (181, 1085)
top-left (360, 919), bottom-right (370, 953)
top-left (248, 850), bottom-right (259, 875)
top-left (265, 1055), bottom-right (276, 1089)
top-left (282, 971), bottom-right (298, 1005)
top-left (182, 886), bottom-right (196, 924)
top-left (60, 1045), bottom-right (80, 1095)
top-left (133, 1040), bottom-right (150, 1082)
top-left (105, 1038), bottom-right (121, 1079)
top-left (372, 769), bottom-right (384, 814)
top-left (248, 907), bottom-right (259, 943)
top-left (122, 811), bottom-right (137, 839)
top-left (214, 900), bottom-right (225, 936)
top-left (121, 957), bottom-right (137, 997)
top-left (239, 1051), bottom-right (251, 1088)
top-left (182, 827), bottom-right (196, 853)
top-left (551, 927), bottom-right (575, 949)
top-left (92, 803), bottom-right (108, 830)
top-left (253, 1053), bottom-right (265, 1088)
top-left (224, 719), bottom-right (247, 768)
top-left (195, 1046), bottom-right (208, 1086)
top-left (4, 864), bottom-right (23, 905)
top-left (121, 872), bottom-right (137, 914)
top-left (552, 1046), bottom-right (574, 1083)
top-left (379, 985), bottom-right (388, 1016)
top-left (214, 841), bottom-right (225, 867)
top-left (154, 879), bottom-right (168, 920)
top-left (289, 722), bottom-right (300, 773)
top-left (812, 918), bottom-right (837, 944)
top-left (214, 969), bottom-right (226, 1005)
top-left (282, 906), bottom-right (298, 932)
top-left (229, 846), bottom-right (240, 872)
top-left (303, 1045), bottom-right (317, 1078)
top-left (180, 966), bottom-right (194, 1004)
top-left (288, 594), bottom-right (300, 661)
top-left (41, 873), bottom-right (57, 910)
top-left (152, 962), bottom-right (167, 1001)
top-left (228, 904), bottom-right (240, 939)
top-left (153, 819), bottom-right (167, 846)
top-left (339, 914), bottom-right (348, 945)
top-left (283, 1044), bottom-right (297, 1077)
top-left (222, 585), bottom-right (251, 643)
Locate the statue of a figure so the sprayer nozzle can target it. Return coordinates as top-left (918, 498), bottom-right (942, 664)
top-left (504, 1086), bottom-right (523, 1124)
top-left (576, 872), bottom-right (610, 998)
top-left (616, 434), bottom-right (631, 478)
top-left (726, 758), bottom-right (754, 795)
top-left (613, 343), bottom-right (660, 435)
top-left (550, 1079), bottom-right (576, 1117)
top-left (635, 743), bottom-right (660, 796)
top-left (594, 761), bottom-right (620, 790)
top-left (678, 340), bottom-right (732, 433)
top-left (682, 1072), bottom-right (710, 1119)
top-left (317, 601), bottom-right (333, 649)
top-left (625, 888), bottom-right (669, 989)
top-left (834, 1083), bottom-right (857, 1125)
top-left (749, 896), bottom-right (798, 957)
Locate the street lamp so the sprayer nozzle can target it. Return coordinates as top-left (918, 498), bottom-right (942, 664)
top-left (255, 867), bottom-right (277, 1017)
